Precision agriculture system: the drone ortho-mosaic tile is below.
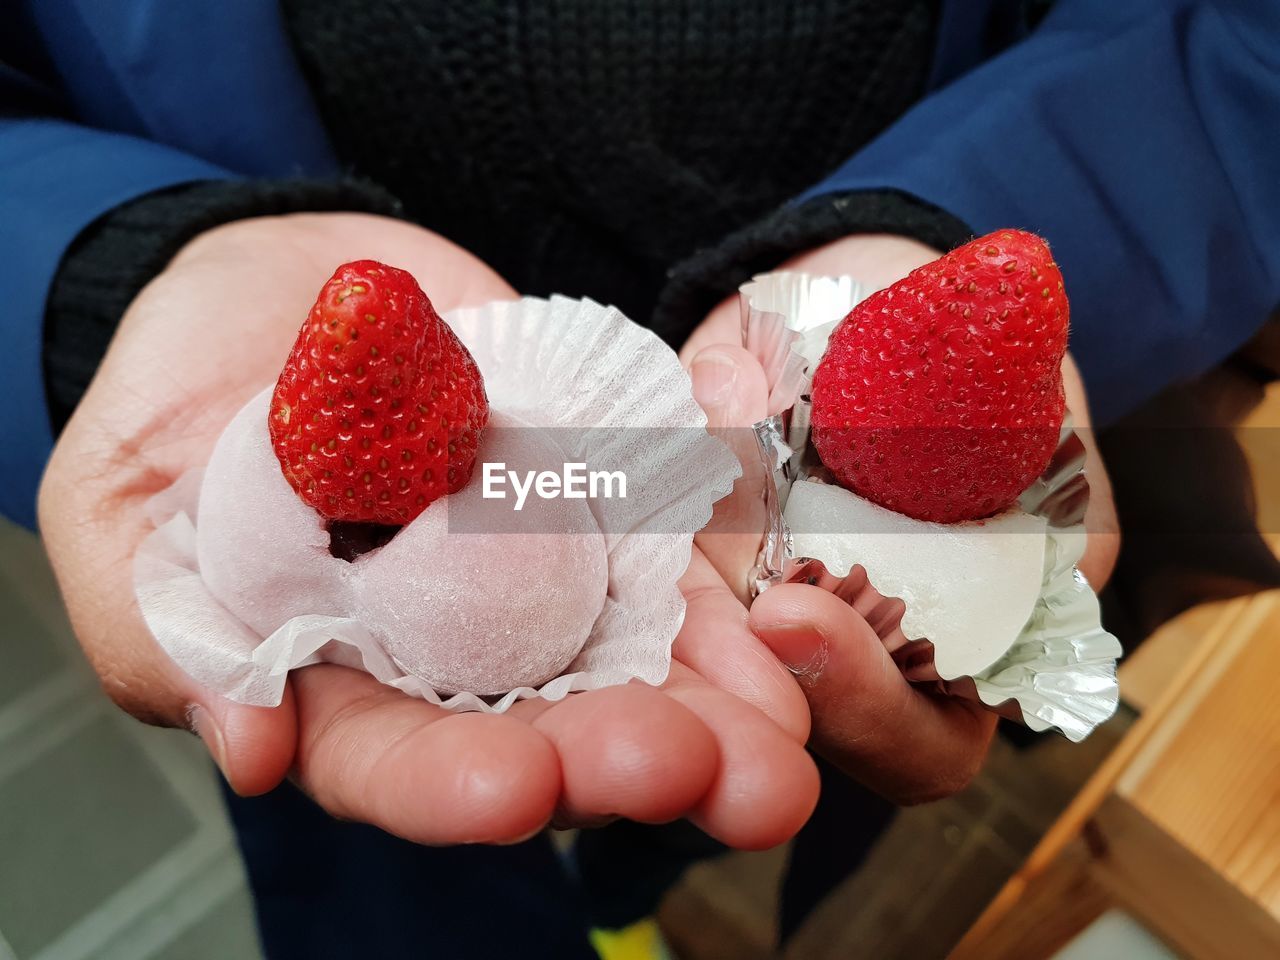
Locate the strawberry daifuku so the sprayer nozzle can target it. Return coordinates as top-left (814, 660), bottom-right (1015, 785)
top-left (270, 260), bottom-right (489, 524)
top-left (810, 229), bottom-right (1068, 524)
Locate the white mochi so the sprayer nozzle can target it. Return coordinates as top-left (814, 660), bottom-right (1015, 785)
top-left (197, 393), bottom-right (355, 637)
top-left (136, 295), bottom-right (741, 712)
top-left (356, 419), bottom-right (608, 695)
top-left (196, 395), bottom-right (607, 696)
top-left (784, 480), bottom-right (1048, 678)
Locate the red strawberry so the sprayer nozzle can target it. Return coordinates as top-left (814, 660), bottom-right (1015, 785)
top-left (269, 260), bottom-right (488, 525)
top-left (810, 229), bottom-right (1068, 523)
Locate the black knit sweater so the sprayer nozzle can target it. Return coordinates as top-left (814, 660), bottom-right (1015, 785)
top-left (45, 0), bottom-right (973, 429)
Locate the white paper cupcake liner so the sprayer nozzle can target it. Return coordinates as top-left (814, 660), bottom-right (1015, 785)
top-left (743, 271), bottom-right (1121, 741)
top-left (134, 295), bottom-right (740, 713)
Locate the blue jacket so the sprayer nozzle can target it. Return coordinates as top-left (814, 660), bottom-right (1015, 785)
top-left (3, 0), bottom-right (1279, 527)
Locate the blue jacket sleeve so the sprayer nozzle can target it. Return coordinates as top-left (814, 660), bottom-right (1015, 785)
top-left (802, 0), bottom-right (1280, 423)
top-left (0, 115), bottom-right (231, 527)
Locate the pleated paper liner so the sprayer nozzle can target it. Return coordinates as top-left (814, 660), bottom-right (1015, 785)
top-left (134, 295), bottom-right (739, 712)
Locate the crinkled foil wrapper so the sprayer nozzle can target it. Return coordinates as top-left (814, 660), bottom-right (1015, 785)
top-left (742, 272), bottom-right (1122, 742)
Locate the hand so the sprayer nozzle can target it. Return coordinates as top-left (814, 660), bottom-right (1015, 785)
top-left (683, 233), bottom-right (1120, 587)
top-left (39, 213), bottom-right (817, 849)
top-left (681, 233), bottom-right (1123, 803)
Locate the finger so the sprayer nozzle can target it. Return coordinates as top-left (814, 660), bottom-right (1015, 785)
top-left (664, 663), bottom-right (819, 850)
top-left (690, 344), bottom-right (770, 602)
top-left (679, 296), bottom-right (741, 366)
top-left (1061, 353), bottom-right (1120, 588)
top-left (193, 684), bottom-right (299, 797)
top-left (292, 665), bottom-right (560, 845)
top-left (750, 584), bottom-right (996, 804)
top-left (88, 617), bottom-right (298, 799)
top-left (673, 550), bottom-right (811, 745)
top-left (521, 684), bottom-right (718, 828)
top-left (782, 560), bottom-right (911, 656)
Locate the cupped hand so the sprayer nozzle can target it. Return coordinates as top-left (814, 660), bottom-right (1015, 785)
top-left (687, 343), bottom-right (992, 803)
top-left (681, 232), bottom-right (1123, 803)
top-left (39, 213), bottom-right (817, 850)
top-left (683, 232), bottom-right (1120, 588)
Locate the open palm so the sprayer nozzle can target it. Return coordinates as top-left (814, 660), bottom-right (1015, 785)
top-left (39, 213), bottom-right (817, 849)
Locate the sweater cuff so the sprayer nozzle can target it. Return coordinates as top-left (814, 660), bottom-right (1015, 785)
top-left (651, 189), bottom-right (975, 347)
top-left (43, 177), bottom-right (403, 432)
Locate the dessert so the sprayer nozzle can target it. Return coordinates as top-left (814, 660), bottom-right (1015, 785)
top-left (784, 232), bottom-right (1069, 676)
top-left (744, 232), bottom-right (1121, 739)
top-left (134, 268), bottom-right (739, 711)
top-left (198, 393), bottom-right (608, 696)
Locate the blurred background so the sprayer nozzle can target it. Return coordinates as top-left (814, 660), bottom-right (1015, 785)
top-left (0, 518), bottom-right (259, 960)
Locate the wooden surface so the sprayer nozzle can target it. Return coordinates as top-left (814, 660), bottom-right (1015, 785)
top-left (950, 595), bottom-right (1254, 959)
top-left (946, 790), bottom-right (1280, 960)
top-left (1117, 591), bottom-right (1280, 921)
top-left (1119, 378), bottom-right (1280, 713)
top-left (953, 587), bottom-right (1280, 959)
top-left (945, 835), bottom-right (1112, 960)
top-left (1093, 794), bottom-right (1280, 960)
top-left (1118, 600), bottom-right (1239, 714)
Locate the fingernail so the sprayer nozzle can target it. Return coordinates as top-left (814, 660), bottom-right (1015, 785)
top-left (762, 623), bottom-right (828, 683)
top-left (492, 825), bottom-right (547, 846)
top-left (692, 349), bottom-right (740, 415)
top-left (188, 705), bottom-right (229, 778)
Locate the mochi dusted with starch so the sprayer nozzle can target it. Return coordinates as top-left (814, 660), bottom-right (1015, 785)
top-left (784, 478), bottom-right (1047, 679)
top-left (198, 398), bottom-right (608, 697)
top-left (359, 416), bottom-right (609, 695)
top-left (133, 265), bottom-right (740, 712)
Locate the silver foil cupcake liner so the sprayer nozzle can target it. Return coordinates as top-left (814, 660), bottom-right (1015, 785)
top-left (744, 272), bottom-right (1121, 741)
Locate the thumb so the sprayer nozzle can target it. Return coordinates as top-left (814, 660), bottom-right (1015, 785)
top-left (690, 345), bottom-right (770, 602)
top-left (749, 584), bottom-right (995, 804)
top-left (690, 344), bottom-right (768, 432)
top-left (189, 682), bottom-right (299, 797)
